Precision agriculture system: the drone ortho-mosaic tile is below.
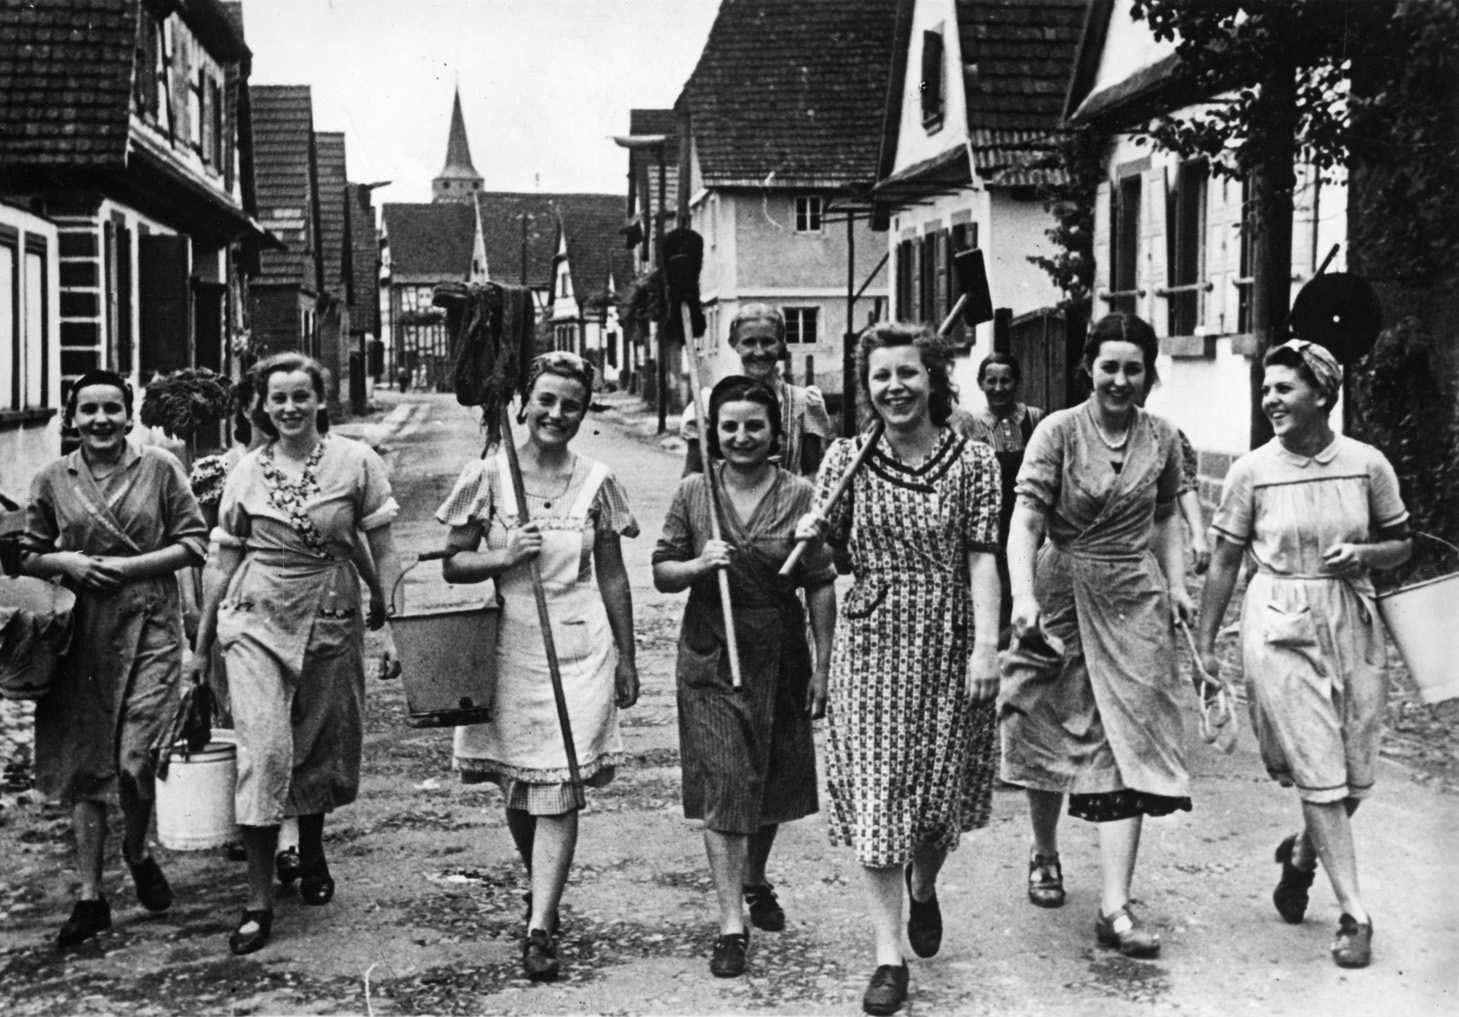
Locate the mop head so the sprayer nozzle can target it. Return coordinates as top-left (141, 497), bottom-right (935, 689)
top-left (434, 282), bottom-right (536, 449)
top-left (663, 227), bottom-right (706, 340)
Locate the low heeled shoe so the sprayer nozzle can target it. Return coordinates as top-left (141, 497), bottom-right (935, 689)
top-left (1273, 834), bottom-right (1317, 924)
top-left (904, 864), bottom-right (942, 958)
top-left (1331, 913), bottom-right (1373, 969)
top-left (228, 909), bottom-right (274, 956)
top-left (861, 962), bottom-right (910, 1016)
top-left (522, 928), bottom-right (561, 981)
top-left (709, 930), bottom-right (749, 977)
top-left (57, 897), bottom-right (111, 948)
top-left (1095, 905), bottom-right (1160, 959)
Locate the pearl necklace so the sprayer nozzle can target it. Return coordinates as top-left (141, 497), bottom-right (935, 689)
top-left (1088, 404), bottom-right (1131, 451)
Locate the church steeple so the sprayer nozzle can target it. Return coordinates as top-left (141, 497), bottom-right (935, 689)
top-left (433, 87), bottom-right (483, 203)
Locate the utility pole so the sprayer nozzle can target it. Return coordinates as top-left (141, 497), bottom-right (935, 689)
top-left (655, 144), bottom-right (668, 433)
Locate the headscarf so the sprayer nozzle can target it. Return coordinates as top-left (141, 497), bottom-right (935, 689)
top-left (525, 350), bottom-right (595, 397)
top-left (1266, 339), bottom-right (1342, 406)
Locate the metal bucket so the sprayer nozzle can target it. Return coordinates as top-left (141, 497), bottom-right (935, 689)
top-left (392, 602), bottom-right (499, 728)
top-left (155, 733), bottom-right (240, 850)
top-left (1377, 571), bottom-right (1459, 705)
top-left (391, 551), bottom-right (499, 728)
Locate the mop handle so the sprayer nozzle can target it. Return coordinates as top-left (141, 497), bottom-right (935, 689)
top-left (779, 422), bottom-right (882, 577)
top-left (681, 304), bottom-right (745, 690)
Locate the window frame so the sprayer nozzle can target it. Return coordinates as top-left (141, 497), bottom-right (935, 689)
top-left (794, 195), bottom-right (823, 234)
top-left (920, 28), bottom-right (946, 131)
top-left (22, 235), bottom-right (49, 410)
top-left (1110, 174), bottom-right (1142, 315)
top-left (0, 232), bottom-right (16, 412)
top-left (782, 306), bottom-right (819, 345)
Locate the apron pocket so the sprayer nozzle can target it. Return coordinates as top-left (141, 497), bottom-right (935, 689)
top-left (1262, 603), bottom-right (1318, 648)
top-left (842, 579), bottom-right (887, 620)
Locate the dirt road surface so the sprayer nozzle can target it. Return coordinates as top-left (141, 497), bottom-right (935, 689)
top-left (1, 389), bottom-right (1454, 1017)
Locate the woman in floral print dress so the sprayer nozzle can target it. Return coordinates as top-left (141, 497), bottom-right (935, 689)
top-left (798, 323), bottom-right (1002, 1016)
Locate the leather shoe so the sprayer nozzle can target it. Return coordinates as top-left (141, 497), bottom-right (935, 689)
top-left (861, 962), bottom-right (909, 1016)
top-left (709, 930), bottom-right (749, 977)
top-left (275, 847), bottom-right (302, 888)
top-left (904, 864), bottom-right (942, 958)
top-left (228, 908), bottom-right (274, 956)
top-left (1028, 851), bottom-right (1066, 909)
top-left (522, 928), bottom-right (560, 981)
top-left (1096, 904), bottom-right (1160, 959)
top-left (1331, 913), bottom-right (1373, 968)
top-left (299, 855), bottom-right (335, 906)
top-left (743, 883), bottom-right (785, 931)
top-left (126, 852), bottom-right (174, 913)
top-left (57, 897), bottom-right (111, 948)
top-left (1273, 834), bottom-right (1317, 924)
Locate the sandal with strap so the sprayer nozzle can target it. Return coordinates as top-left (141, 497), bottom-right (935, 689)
top-left (299, 855), bottom-right (335, 906)
top-left (1273, 834), bottom-right (1317, 924)
top-left (1331, 913), bottom-right (1373, 968)
top-left (743, 883), bottom-right (785, 932)
top-left (1028, 852), bottom-right (1066, 909)
top-left (1095, 904), bottom-right (1161, 959)
top-left (228, 908), bottom-right (274, 956)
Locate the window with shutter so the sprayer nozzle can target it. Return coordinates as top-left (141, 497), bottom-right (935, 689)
top-left (921, 30), bottom-right (945, 130)
top-left (1167, 160), bottom-right (1208, 337)
top-left (138, 234), bottom-right (191, 377)
top-left (1111, 176), bottom-right (1141, 314)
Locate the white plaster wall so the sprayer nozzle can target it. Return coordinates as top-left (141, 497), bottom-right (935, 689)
top-left (1081, 0), bottom-right (1176, 113)
top-left (987, 191), bottom-right (1063, 316)
top-left (0, 204), bottom-right (62, 500)
top-left (889, 0), bottom-right (968, 176)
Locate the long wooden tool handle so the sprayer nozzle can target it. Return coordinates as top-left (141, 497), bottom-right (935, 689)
top-left (680, 304), bottom-right (744, 689)
top-left (500, 409), bottom-right (586, 809)
top-left (779, 420), bottom-right (883, 577)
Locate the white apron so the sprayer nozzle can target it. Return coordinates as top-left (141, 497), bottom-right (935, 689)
top-left (453, 454), bottom-right (621, 778)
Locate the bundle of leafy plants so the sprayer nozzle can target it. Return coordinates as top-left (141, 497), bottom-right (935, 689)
top-left (138, 368), bottom-right (232, 441)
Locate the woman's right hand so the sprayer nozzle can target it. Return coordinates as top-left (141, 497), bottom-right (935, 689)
top-left (1010, 594), bottom-right (1042, 639)
top-left (186, 650), bottom-right (210, 688)
top-left (63, 552), bottom-right (123, 591)
top-left (697, 539), bottom-right (732, 575)
top-left (504, 523), bottom-right (543, 566)
top-left (794, 512), bottom-right (828, 543)
top-left (1196, 644), bottom-right (1221, 683)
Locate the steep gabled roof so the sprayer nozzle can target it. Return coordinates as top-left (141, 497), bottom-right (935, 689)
top-left (251, 84), bottom-right (317, 287)
top-left (438, 87), bottom-right (480, 180)
top-left (381, 202), bottom-right (475, 282)
top-left (556, 195), bottom-right (635, 310)
top-left (314, 131), bottom-right (347, 295)
top-left (474, 192), bottom-right (572, 290)
top-left (0, 0), bottom-right (138, 168)
top-left (678, 0), bottom-right (898, 188)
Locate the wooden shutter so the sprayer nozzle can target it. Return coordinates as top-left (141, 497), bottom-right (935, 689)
top-left (138, 234), bottom-right (190, 376)
top-left (921, 31), bottom-right (945, 126)
top-left (1094, 181), bottom-right (1111, 298)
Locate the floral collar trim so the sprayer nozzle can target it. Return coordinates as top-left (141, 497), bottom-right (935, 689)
top-left (261, 438), bottom-right (331, 558)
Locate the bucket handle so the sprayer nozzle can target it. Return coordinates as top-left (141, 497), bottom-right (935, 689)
top-left (1412, 531), bottom-right (1459, 557)
top-left (391, 549), bottom-right (455, 615)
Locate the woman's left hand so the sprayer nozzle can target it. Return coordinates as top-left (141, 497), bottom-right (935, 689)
top-left (614, 657), bottom-right (640, 709)
top-left (1169, 585), bottom-right (1195, 626)
top-left (966, 645), bottom-right (999, 702)
top-left (1321, 542), bottom-right (1365, 578)
top-left (807, 667), bottom-right (828, 720)
top-left (367, 588), bottom-right (390, 631)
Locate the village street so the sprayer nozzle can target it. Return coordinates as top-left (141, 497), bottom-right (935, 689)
top-left (0, 389), bottom-right (1454, 1017)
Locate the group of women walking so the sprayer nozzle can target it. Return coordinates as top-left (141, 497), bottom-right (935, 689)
top-left (17, 303), bottom-right (1409, 1012)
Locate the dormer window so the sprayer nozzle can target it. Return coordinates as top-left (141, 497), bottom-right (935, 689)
top-left (921, 29), bottom-right (945, 131)
top-left (794, 196), bottom-right (822, 234)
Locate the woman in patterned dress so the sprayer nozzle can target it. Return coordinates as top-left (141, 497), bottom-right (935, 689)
top-left (797, 324), bottom-right (1001, 1017)
top-left (654, 376), bottom-right (837, 978)
top-left (436, 352), bottom-right (640, 982)
top-left (1196, 340), bottom-right (1410, 969)
top-left (681, 304), bottom-right (832, 478)
top-left (192, 353), bottom-right (403, 956)
top-left (1001, 313), bottom-right (1193, 958)
top-left (23, 371), bottom-right (208, 947)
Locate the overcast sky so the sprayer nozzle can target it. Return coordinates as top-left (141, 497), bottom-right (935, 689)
top-left (243, 0), bottom-right (721, 206)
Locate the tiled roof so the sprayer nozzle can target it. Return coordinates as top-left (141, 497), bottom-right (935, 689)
top-left (678, 0), bottom-right (898, 187)
top-left (345, 183), bottom-right (379, 332)
top-left (556, 195), bottom-right (635, 310)
top-left (475, 192), bottom-right (573, 290)
top-left (314, 131), bottom-right (347, 295)
top-left (0, 0), bottom-right (138, 167)
top-left (958, 0), bottom-right (1086, 135)
top-left (251, 84), bottom-right (316, 287)
top-left (381, 202), bottom-right (475, 281)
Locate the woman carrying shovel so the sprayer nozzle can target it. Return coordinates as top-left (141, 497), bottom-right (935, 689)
top-left (437, 351), bottom-right (640, 982)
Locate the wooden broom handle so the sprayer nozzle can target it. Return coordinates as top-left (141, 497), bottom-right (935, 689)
top-left (680, 304), bottom-right (745, 690)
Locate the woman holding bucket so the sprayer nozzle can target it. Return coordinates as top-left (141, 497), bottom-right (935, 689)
top-left (437, 351), bottom-right (639, 982)
top-left (654, 376), bottom-right (836, 978)
top-left (192, 353), bottom-right (402, 956)
top-left (1001, 312), bottom-right (1193, 959)
top-left (796, 324), bottom-right (1002, 1017)
top-left (22, 370), bottom-right (208, 947)
top-left (1196, 340), bottom-right (1410, 969)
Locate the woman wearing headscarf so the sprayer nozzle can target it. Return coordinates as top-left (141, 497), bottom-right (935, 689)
top-left (437, 351), bottom-right (639, 982)
top-left (1001, 312), bottom-right (1194, 959)
top-left (192, 353), bottom-right (402, 956)
top-left (1196, 340), bottom-right (1410, 969)
top-left (655, 376), bottom-right (836, 978)
top-left (798, 323), bottom-right (1001, 1016)
top-left (681, 304), bottom-right (831, 478)
top-left (22, 370), bottom-right (208, 947)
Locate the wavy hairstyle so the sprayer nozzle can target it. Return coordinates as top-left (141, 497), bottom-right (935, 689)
top-left (855, 323), bottom-right (959, 427)
top-left (706, 375), bottom-right (783, 461)
top-left (251, 353), bottom-right (331, 439)
top-left (1083, 312), bottom-right (1160, 390)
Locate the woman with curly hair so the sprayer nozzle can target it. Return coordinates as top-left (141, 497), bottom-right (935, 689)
top-left (797, 323), bottom-right (1002, 1015)
top-left (1001, 312), bottom-right (1194, 959)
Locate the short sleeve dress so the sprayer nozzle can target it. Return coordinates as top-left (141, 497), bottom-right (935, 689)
top-left (1000, 403), bottom-right (1192, 822)
top-left (817, 428), bottom-right (1002, 867)
top-left (1210, 435), bottom-right (1408, 803)
top-left (436, 452), bottom-right (638, 815)
top-left (214, 435), bottom-right (399, 825)
top-left (653, 466), bottom-right (835, 833)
